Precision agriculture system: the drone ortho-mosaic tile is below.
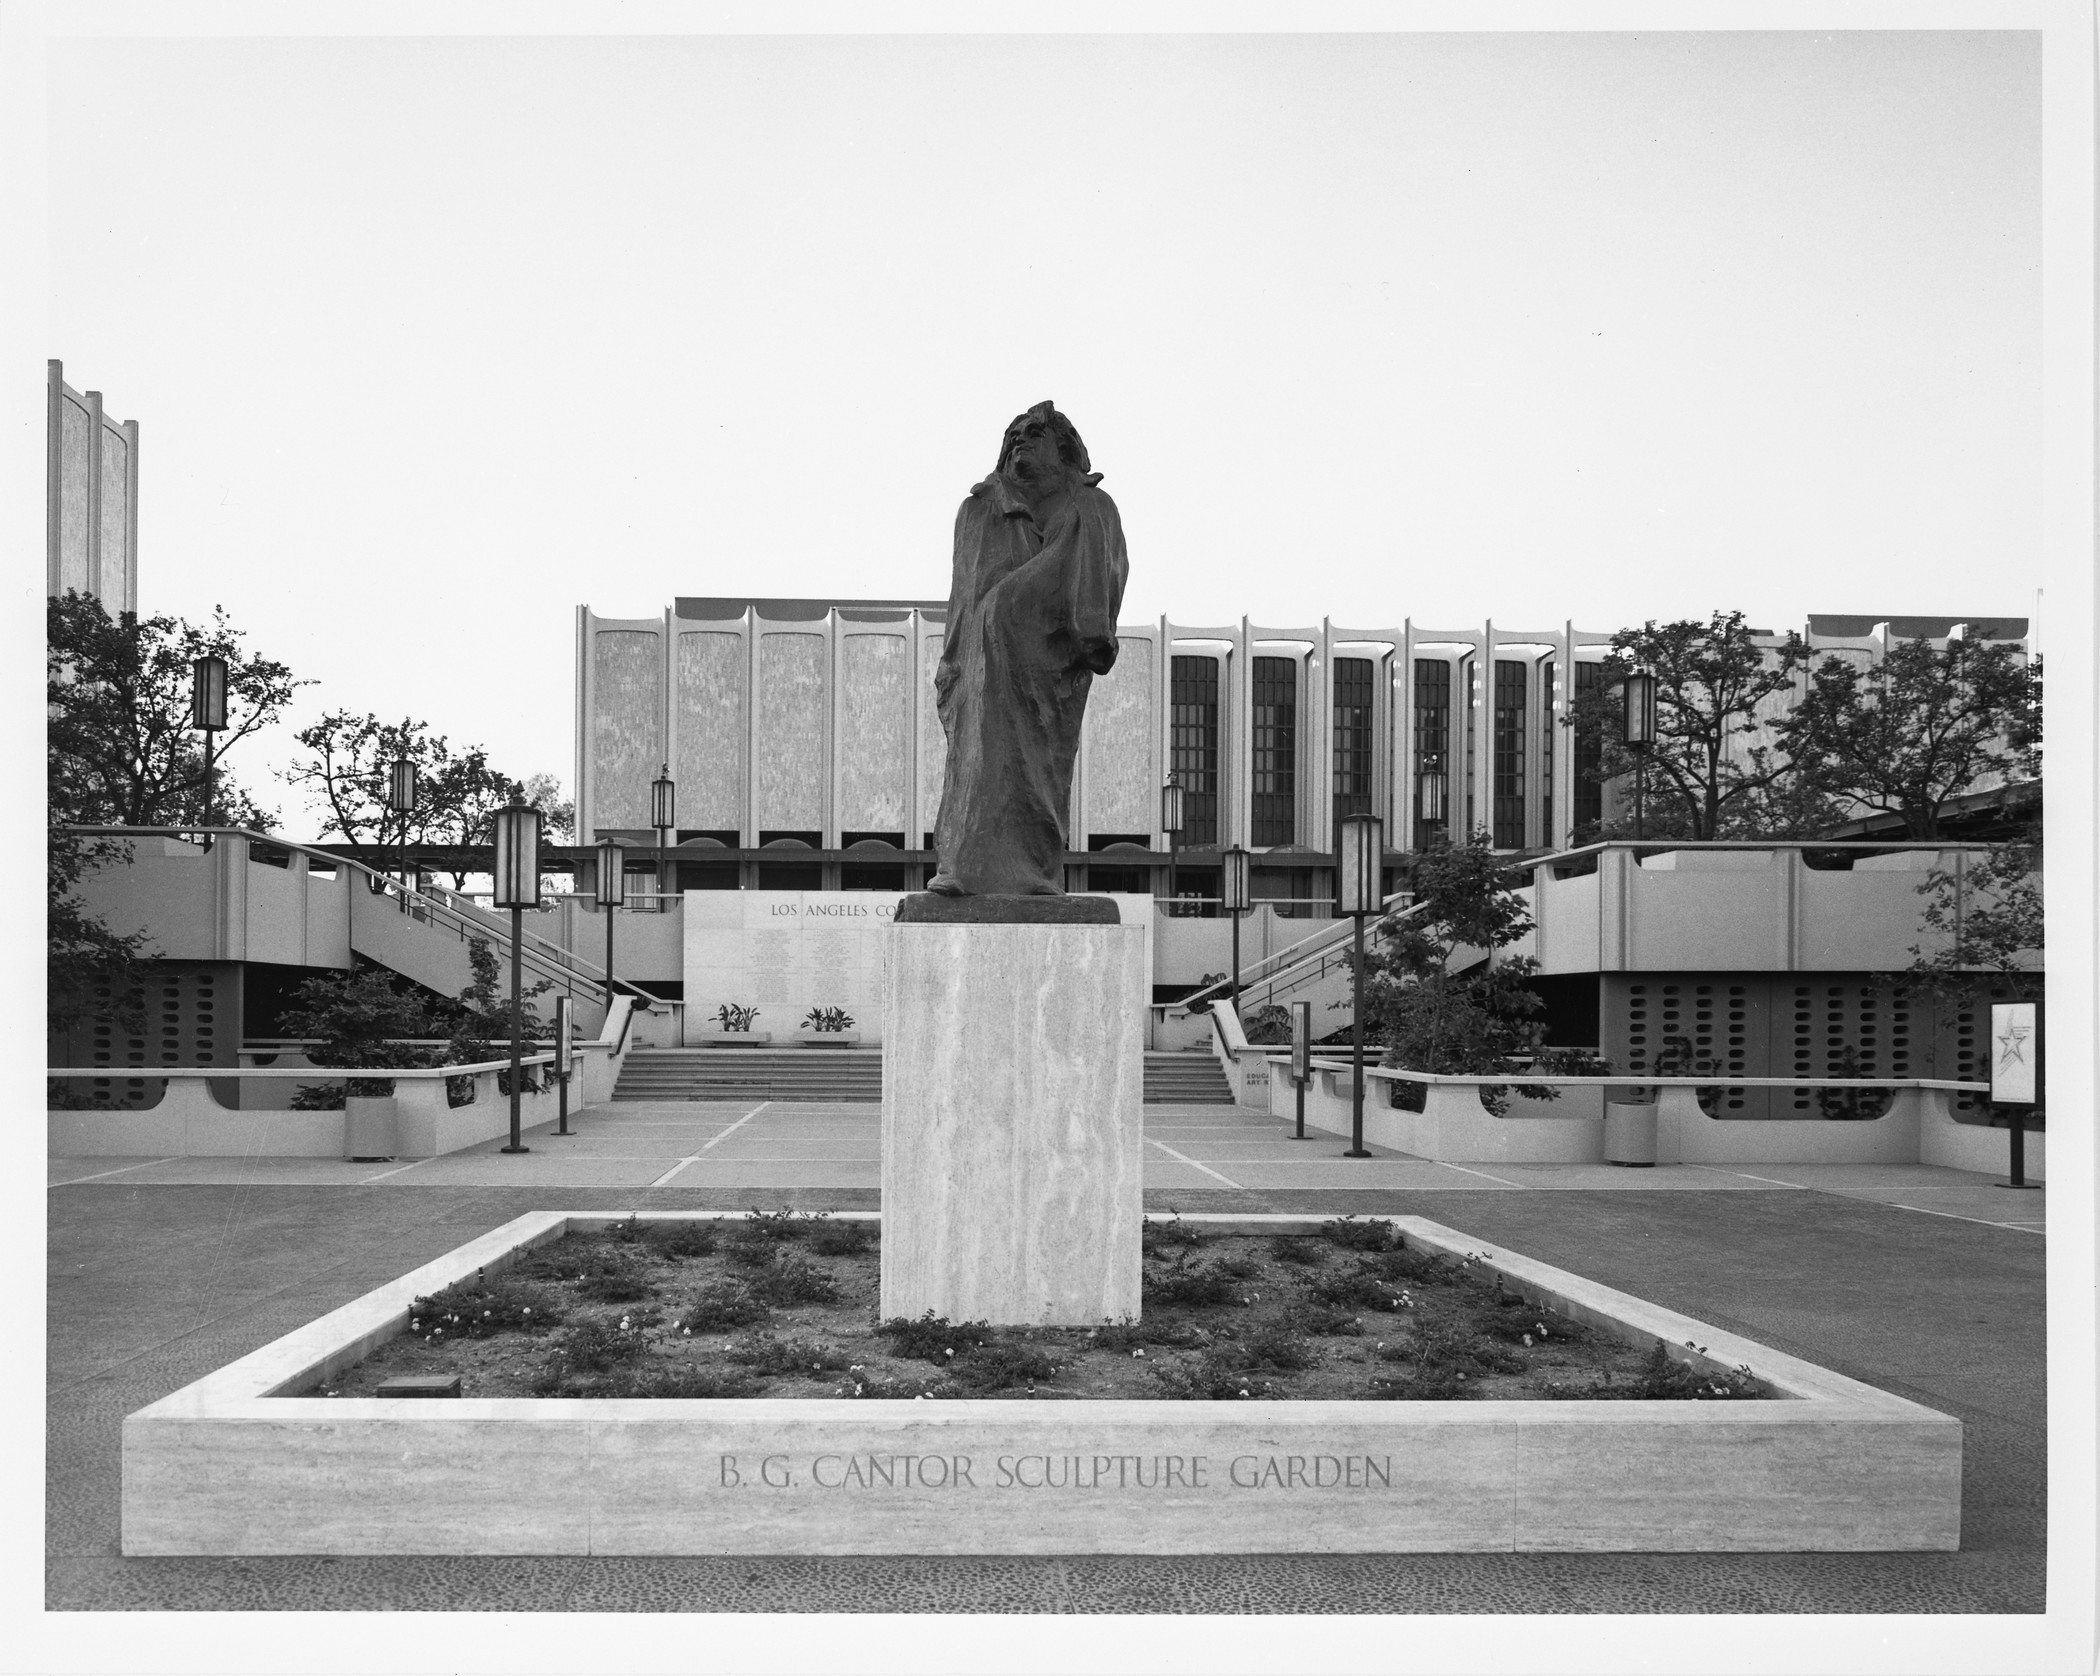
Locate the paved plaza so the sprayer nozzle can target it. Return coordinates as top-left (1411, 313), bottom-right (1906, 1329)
top-left (47, 1098), bottom-right (2047, 1616)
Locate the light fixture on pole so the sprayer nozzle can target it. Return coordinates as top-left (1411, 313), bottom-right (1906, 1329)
top-left (1335, 811), bottom-right (1385, 1159)
top-left (190, 655), bottom-right (227, 849)
top-left (595, 835), bottom-right (625, 1006)
top-left (1417, 765), bottom-right (1448, 829)
top-left (553, 993), bottom-right (574, 1138)
top-left (651, 764), bottom-right (677, 913)
top-left (387, 756), bottom-right (419, 907)
top-left (1621, 670), bottom-right (1658, 841)
top-left (1220, 844), bottom-right (1252, 1011)
top-left (492, 798), bottom-right (544, 1156)
top-left (1160, 771), bottom-right (1185, 916)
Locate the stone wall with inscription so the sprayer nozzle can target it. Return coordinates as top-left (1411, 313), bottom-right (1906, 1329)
top-left (684, 891), bottom-right (907, 1042)
top-left (683, 891), bottom-right (1154, 1045)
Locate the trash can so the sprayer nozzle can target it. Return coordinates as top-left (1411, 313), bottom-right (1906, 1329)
top-left (1604, 1100), bottom-right (1658, 1167)
top-left (344, 1095), bottom-right (398, 1162)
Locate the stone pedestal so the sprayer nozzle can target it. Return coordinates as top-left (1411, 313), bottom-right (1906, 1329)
top-left (881, 920), bottom-right (1145, 1325)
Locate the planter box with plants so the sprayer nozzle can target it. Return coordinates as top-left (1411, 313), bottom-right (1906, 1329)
top-left (796, 1006), bottom-right (858, 1046)
top-left (702, 1004), bottom-right (772, 1045)
top-left (120, 1211), bottom-right (1960, 1557)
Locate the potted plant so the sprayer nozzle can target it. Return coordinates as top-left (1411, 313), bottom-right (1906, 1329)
top-left (711, 1003), bottom-right (770, 1044)
top-left (797, 1005), bottom-right (858, 1046)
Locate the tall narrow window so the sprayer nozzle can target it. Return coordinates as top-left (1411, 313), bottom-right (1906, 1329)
top-left (1170, 655), bottom-right (1219, 847)
top-left (1411, 658), bottom-right (1450, 851)
top-left (1331, 656), bottom-right (1374, 823)
top-left (1540, 658), bottom-right (1555, 847)
top-left (1493, 660), bottom-right (1526, 849)
top-left (1251, 656), bottom-right (1297, 846)
top-left (1462, 657), bottom-right (1477, 837)
top-left (1574, 662), bottom-right (1604, 835)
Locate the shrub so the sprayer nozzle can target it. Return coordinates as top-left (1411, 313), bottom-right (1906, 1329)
top-left (876, 1311), bottom-right (991, 1365)
top-left (1298, 1305), bottom-right (1366, 1337)
top-left (1152, 1349), bottom-right (1286, 1400)
top-left (751, 1248), bottom-right (839, 1307)
top-left (724, 1206), bottom-right (810, 1267)
top-left (531, 1317), bottom-right (646, 1390)
top-left (678, 1279), bottom-right (771, 1333)
top-left (646, 1221), bottom-right (719, 1260)
top-left (805, 1216), bottom-right (875, 1256)
top-left (1399, 1318), bottom-right (1524, 1378)
top-left (1236, 1320), bottom-right (1316, 1371)
top-left (1267, 1236), bottom-right (1324, 1266)
top-left (835, 1366), bottom-right (945, 1399)
top-left (406, 1275), bottom-right (562, 1340)
top-left (1319, 1215), bottom-right (1398, 1252)
top-left (575, 1247), bottom-right (652, 1303)
top-left (948, 1340), bottom-right (1061, 1392)
top-left (1307, 1263), bottom-right (1413, 1313)
top-left (1142, 1213), bottom-right (1208, 1252)
top-left (724, 1333), bottom-right (851, 1376)
top-left (1367, 1364), bottom-right (1470, 1401)
top-left (1142, 1253), bottom-right (1245, 1309)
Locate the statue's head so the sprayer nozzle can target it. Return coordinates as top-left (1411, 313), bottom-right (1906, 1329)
top-left (996, 401), bottom-right (1091, 484)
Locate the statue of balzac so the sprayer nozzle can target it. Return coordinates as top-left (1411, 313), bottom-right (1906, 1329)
top-left (924, 402), bottom-right (1128, 899)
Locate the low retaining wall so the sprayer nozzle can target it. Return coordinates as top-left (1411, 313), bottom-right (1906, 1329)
top-left (1270, 1063), bottom-right (2037, 1177)
top-left (121, 1211), bottom-right (1962, 1557)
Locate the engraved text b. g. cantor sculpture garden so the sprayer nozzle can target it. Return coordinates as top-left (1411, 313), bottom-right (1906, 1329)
top-left (922, 401), bottom-right (1129, 903)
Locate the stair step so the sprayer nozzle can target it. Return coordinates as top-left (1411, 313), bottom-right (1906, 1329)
top-left (614, 1047), bottom-right (1237, 1104)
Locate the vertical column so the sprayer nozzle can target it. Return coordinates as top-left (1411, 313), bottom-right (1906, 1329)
top-left (122, 418), bottom-right (140, 615)
top-left (575, 607), bottom-right (593, 839)
top-left (1553, 623), bottom-right (1577, 851)
top-left (743, 605), bottom-right (761, 848)
top-left (823, 608), bottom-right (841, 851)
top-left (662, 608), bottom-right (678, 849)
top-left (45, 361), bottom-right (63, 597)
top-left (1475, 621), bottom-right (1497, 844)
top-left (1396, 620), bottom-right (1416, 851)
top-left (83, 391), bottom-right (105, 604)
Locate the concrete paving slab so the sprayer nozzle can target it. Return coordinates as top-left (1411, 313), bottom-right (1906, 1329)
top-left (367, 1156), bottom-right (681, 1187)
top-left (671, 1160), bottom-right (882, 1188)
top-left (1489, 1164), bottom-right (1793, 1191)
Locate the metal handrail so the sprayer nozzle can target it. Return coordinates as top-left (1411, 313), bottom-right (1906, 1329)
top-left (49, 1054), bottom-right (557, 1080)
top-left (60, 825), bottom-right (669, 1006)
top-left (1286, 1056), bottom-right (1991, 1092)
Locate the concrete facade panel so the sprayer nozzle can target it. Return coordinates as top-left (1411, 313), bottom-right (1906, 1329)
top-left (676, 631), bottom-right (746, 832)
top-left (58, 397), bottom-right (91, 595)
top-left (592, 631), bottom-right (662, 829)
top-left (99, 426), bottom-right (130, 602)
top-left (1085, 635), bottom-right (1156, 836)
top-left (838, 634), bottom-right (909, 833)
top-left (758, 633), bottom-right (826, 831)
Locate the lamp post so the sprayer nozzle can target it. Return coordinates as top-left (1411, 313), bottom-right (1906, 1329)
top-left (190, 655), bottom-right (227, 849)
top-left (1417, 764), bottom-right (1448, 838)
top-left (1621, 670), bottom-right (1657, 841)
top-left (553, 993), bottom-right (574, 1137)
top-left (1336, 811), bottom-right (1384, 1159)
top-left (492, 798), bottom-right (543, 1155)
top-left (595, 836), bottom-right (625, 1007)
top-left (1221, 845), bottom-right (1251, 1011)
top-left (1160, 771), bottom-right (1185, 916)
top-left (651, 764), bottom-right (677, 913)
top-left (387, 756), bottom-right (419, 908)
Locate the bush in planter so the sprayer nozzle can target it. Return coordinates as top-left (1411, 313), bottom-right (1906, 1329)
top-left (714, 1002), bottom-right (761, 1032)
top-left (800, 1006), bottom-right (854, 1033)
top-left (279, 968), bottom-right (447, 1110)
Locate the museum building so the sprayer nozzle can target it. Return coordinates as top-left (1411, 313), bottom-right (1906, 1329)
top-left (576, 597), bottom-right (2032, 908)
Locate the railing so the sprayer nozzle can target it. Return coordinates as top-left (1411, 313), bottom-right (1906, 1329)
top-left (1171, 893), bottom-right (1427, 1016)
top-left (62, 826), bottom-right (670, 1008)
top-left (1288, 1059), bottom-right (1991, 1096)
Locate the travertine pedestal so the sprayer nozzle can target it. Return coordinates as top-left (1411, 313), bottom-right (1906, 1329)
top-left (881, 920), bottom-right (1145, 1325)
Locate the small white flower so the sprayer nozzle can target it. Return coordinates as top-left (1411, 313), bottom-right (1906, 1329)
top-left (1522, 1334), bottom-right (1534, 1348)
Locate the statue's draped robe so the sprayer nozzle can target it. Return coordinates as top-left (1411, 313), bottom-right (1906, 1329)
top-left (931, 470), bottom-right (1129, 895)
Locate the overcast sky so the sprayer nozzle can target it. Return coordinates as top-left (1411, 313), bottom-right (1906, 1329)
top-left (44, 26), bottom-right (2043, 840)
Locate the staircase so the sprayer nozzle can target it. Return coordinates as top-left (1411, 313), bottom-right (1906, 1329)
top-left (1141, 1052), bottom-right (1236, 1104)
top-left (612, 1047), bottom-right (1238, 1104)
top-left (613, 1048), bottom-right (883, 1102)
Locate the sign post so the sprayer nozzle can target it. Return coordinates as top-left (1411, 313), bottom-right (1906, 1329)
top-left (1289, 1000), bottom-right (1312, 1141)
top-left (1990, 1002), bottom-right (2039, 1189)
top-left (554, 994), bottom-right (574, 1137)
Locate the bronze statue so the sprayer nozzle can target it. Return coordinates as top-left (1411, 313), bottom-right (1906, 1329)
top-left (924, 402), bottom-right (1128, 898)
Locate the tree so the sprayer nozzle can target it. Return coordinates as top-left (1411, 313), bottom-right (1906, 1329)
top-left (449, 937), bottom-right (555, 1091)
top-left (280, 966), bottom-right (449, 1106)
top-left (1774, 637), bottom-right (2041, 841)
top-left (48, 591), bottom-right (301, 829)
top-left (1353, 831), bottom-right (1594, 1114)
top-left (1909, 837), bottom-right (2043, 1002)
top-left (285, 713), bottom-right (571, 888)
top-left (48, 834), bottom-right (153, 1039)
top-left (1565, 613), bottom-right (1808, 841)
